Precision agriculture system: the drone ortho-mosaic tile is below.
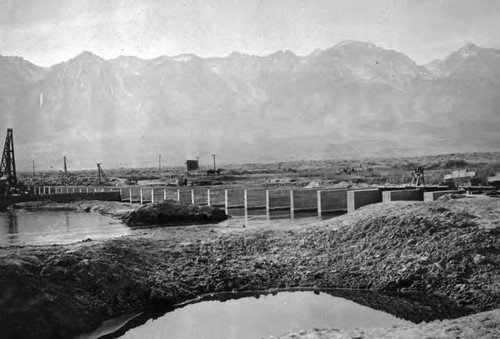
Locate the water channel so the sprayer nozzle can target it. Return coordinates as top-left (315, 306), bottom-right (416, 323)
top-left (0, 208), bottom-right (339, 246)
top-left (0, 210), bottom-right (131, 246)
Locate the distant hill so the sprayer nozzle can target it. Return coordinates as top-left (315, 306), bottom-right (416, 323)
top-left (1, 41), bottom-right (499, 170)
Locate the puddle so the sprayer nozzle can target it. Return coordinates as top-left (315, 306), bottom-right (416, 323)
top-left (82, 289), bottom-right (473, 339)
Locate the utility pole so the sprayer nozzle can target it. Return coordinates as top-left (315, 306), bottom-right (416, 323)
top-left (32, 160), bottom-right (35, 178)
top-left (159, 154), bottom-right (161, 171)
top-left (97, 163), bottom-right (102, 185)
top-left (211, 154), bottom-right (217, 171)
top-left (63, 156), bottom-right (67, 185)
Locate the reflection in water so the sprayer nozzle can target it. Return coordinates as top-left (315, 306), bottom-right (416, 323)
top-left (7, 211), bottom-right (18, 245)
top-left (88, 288), bottom-right (471, 339)
top-left (66, 212), bottom-right (70, 230)
top-left (223, 207), bottom-right (344, 229)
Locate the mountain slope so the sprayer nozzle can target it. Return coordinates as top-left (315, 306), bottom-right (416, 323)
top-left (0, 42), bottom-right (499, 170)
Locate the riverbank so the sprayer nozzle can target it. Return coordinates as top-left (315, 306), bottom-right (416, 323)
top-left (1, 196), bottom-right (500, 338)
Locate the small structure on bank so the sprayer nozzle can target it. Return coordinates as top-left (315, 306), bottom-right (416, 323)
top-left (186, 159), bottom-right (199, 172)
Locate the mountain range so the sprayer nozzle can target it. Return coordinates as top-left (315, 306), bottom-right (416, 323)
top-left (1, 41), bottom-right (499, 170)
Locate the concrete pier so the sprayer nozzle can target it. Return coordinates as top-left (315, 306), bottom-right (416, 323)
top-left (382, 189), bottom-right (423, 202)
top-left (347, 189), bottom-right (382, 213)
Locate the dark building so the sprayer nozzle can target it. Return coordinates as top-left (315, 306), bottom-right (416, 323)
top-left (186, 159), bottom-right (199, 171)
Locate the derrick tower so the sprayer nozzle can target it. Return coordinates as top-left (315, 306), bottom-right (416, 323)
top-left (0, 129), bottom-right (17, 191)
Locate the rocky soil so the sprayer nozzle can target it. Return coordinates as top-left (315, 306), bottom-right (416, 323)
top-left (279, 308), bottom-right (500, 338)
top-left (1, 196), bottom-right (500, 338)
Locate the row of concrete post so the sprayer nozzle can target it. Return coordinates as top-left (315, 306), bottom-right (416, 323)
top-left (131, 187), bottom-right (348, 216)
top-left (32, 186), bottom-right (459, 214)
top-left (33, 186), bottom-right (349, 216)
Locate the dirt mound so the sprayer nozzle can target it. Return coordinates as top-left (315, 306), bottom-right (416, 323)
top-left (304, 197), bottom-right (500, 308)
top-left (121, 200), bottom-right (228, 225)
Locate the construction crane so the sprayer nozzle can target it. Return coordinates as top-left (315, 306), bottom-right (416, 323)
top-left (0, 129), bottom-right (18, 194)
top-left (97, 163), bottom-right (108, 185)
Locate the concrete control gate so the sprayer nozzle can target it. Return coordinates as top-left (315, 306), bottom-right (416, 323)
top-left (27, 185), bottom-right (461, 216)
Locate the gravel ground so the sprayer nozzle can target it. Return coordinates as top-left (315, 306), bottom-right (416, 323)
top-left (1, 196), bottom-right (500, 338)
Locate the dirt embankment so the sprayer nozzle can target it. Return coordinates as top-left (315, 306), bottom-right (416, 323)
top-left (1, 197), bottom-right (500, 338)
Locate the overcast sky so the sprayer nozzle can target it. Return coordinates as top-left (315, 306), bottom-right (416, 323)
top-left (1, 0), bottom-right (499, 67)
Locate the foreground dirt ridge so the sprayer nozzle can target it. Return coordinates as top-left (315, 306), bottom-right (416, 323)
top-left (278, 309), bottom-right (500, 339)
top-left (1, 197), bottom-right (500, 338)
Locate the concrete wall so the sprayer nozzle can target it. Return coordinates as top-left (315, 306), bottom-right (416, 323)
top-left (178, 190), bottom-right (192, 204)
top-left (292, 189), bottom-right (318, 211)
top-left (208, 189), bottom-right (226, 206)
top-left (347, 189), bottom-right (382, 213)
top-left (382, 189), bottom-right (423, 202)
top-left (423, 190), bottom-right (463, 201)
top-left (0, 192), bottom-right (121, 210)
top-left (267, 189), bottom-right (291, 210)
top-left (245, 189), bottom-right (267, 209)
top-left (318, 189), bottom-right (348, 213)
top-left (225, 189), bottom-right (245, 208)
top-left (192, 189), bottom-right (209, 205)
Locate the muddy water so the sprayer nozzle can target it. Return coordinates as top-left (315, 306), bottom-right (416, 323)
top-left (0, 208), bottom-right (337, 246)
top-left (0, 210), bottom-right (131, 246)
